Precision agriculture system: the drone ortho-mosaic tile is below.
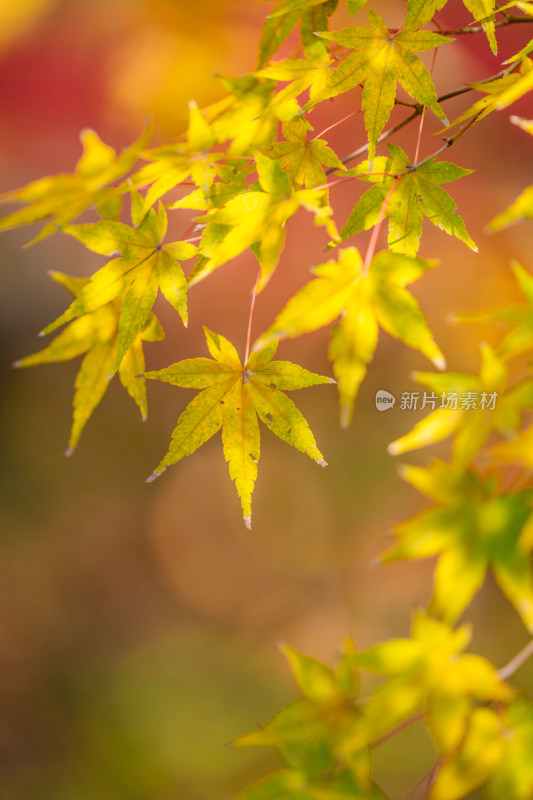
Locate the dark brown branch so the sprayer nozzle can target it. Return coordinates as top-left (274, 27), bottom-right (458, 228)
top-left (439, 14), bottom-right (533, 36)
top-left (328, 64), bottom-right (519, 172)
top-left (409, 109), bottom-right (483, 170)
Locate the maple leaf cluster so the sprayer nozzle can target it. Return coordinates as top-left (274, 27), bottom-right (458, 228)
top-left (4, 2), bottom-right (533, 793)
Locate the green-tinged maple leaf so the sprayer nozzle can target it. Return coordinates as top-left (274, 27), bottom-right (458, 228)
top-left (386, 343), bottom-right (530, 465)
top-left (0, 125), bottom-right (151, 244)
top-left (445, 60), bottom-right (533, 130)
top-left (144, 328), bottom-right (332, 528)
top-left (255, 53), bottom-right (333, 113)
top-left (432, 707), bottom-right (505, 799)
top-left (315, 12), bottom-right (450, 162)
top-left (256, 0), bottom-right (338, 68)
top-left (40, 201), bottom-right (196, 378)
top-left (189, 151), bottom-right (339, 291)
top-left (233, 638), bottom-right (387, 799)
top-left (262, 117), bottom-right (345, 192)
top-left (204, 75), bottom-right (279, 155)
top-left (167, 159), bottom-right (252, 212)
top-left (455, 262), bottom-right (533, 359)
top-left (130, 102), bottom-right (224, 212)
top-left (351, 611), bottom-right (512, 744)
top-left (405, 0), bottom-right (448, 28)
top-left (348, 0), bottom-right (368, 13)
top-left (256, 247), bottom-right (444, 427)
top-left (340, 144), bottom-right (477, 255)
top-left (382, 460), bottom-right (533, 630)
top-left (486, 698), bottom-right (533, 800)
top-left (235, 768), bottom-right (387, 800)
top-left (13, 271), bottom-right (163, 454)
top-left (463, 0), bottom-right (498, 53)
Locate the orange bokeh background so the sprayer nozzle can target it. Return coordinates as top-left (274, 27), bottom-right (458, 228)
top-left (0, 2), bottom-right (532, 798)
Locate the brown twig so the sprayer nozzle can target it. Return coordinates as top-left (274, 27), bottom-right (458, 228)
top-left (371, 710), bottom-right (426, 748)
top-left (403, 758), bottom-right (443, 800)
top-left (328, 64), bottom-right (519, 172)
top-left (439, 15), bottom-right (533, 36)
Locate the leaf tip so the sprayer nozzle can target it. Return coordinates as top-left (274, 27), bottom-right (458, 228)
top-left (317, 457), bottom-right (328, 468)
top-left (244, 514), bottom-right (252, 530)
top-left (433, 355), bottom-right (446, 371)
top-left (12, 359), bottom-right (22, 369)
top-left (142, 413), bottom-right (148, 422)
top-left (146, 467), bottom-right (165, 483)
top-left (64, 446), bottom-right (75, 458)
top-left (387, 441), bottom-right (401, 456)
top-left (106, 372), bottom-right (115, 382)
top-left (396, 463), bottom-right (409, 479)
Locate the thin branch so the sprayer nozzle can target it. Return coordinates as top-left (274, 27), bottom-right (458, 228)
top-left (362, 177), bottom-right (399, 271)
top-left (371, 710), bottom-right (425, 748)
top-left (328, 64), bottom-right (519, 172)
top-left (498, 638), bottom-right (533, 680)
top-left (403, 759), bottom-right (442, 800)
top-left (439, 14), bottom-right (533, 36)
top-left (414, 46), bottom-right (439, 163)
top-left (312, 109), bottom-right (361, 141)
top-left (244, 268), bottom-right (261, 365)
top-left (329, 109), bottom-right (420, 172)
top-left (409, 109), bottom-right (483, 171)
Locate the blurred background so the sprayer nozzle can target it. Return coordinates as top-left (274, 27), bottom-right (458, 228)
top-left (0, 1), bottom-right (533, 798)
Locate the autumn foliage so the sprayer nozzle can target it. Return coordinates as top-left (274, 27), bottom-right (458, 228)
top-left (4, 0), bottom-right (533, 797)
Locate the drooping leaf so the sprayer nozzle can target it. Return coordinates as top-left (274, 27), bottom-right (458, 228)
top-left (206, 74), bottom-right (279, 155)
top-left (463, 0), bottom-right (498, 53)
top-left (168, 158), bottom-right (252, 212)
top-left (256, 0), bottom-right (338, 67)
top-left (340, 143), bottom-right (477, 254)
top-left (351, 612), bottom-right (511, 744)
top-left (190, 151), bottom-right (339, 291)
top-left (432, 708), bottom-right (504, 799)
top-left (256, 54), bottom-right (333, 115)
top-left (382, 459), bottom-right (533, 630)
top-left (233, 635), bottom-right (384, 798)
top-left (40, 202), bottom-right (196, 378)
top-left (131, 102), bottom-right (222, 212)
top-left (315, 12), bottom-right (451, 162)
top-left (486, 698), bottom-right (533, 800)
top-left (387, 343), bottom-right (518, 465)
top-left (13, 271), bottom-right (164, 454)
top-left (256, 247), bottom-right (444, 427)
top-left (445, 59), bottom-right (533, 130)
top-left (0, 125), bottom-right (151, 244)
top-left (262, 117), bottom-right (345, 192)
top-left (144, 328), bottom-right (332, 528)
top-left (405, 0), bottom-right (448, 28)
